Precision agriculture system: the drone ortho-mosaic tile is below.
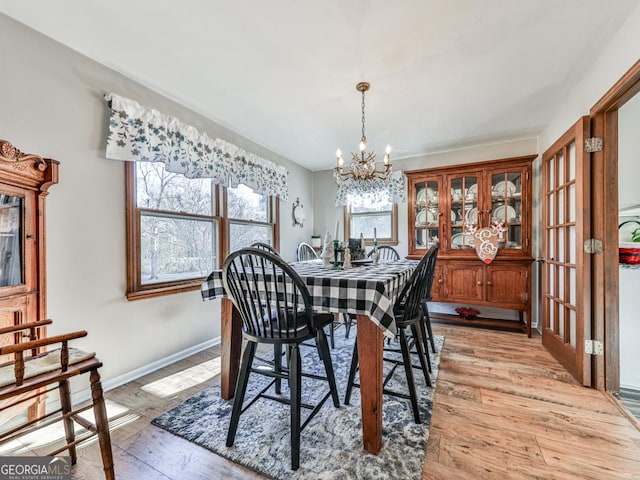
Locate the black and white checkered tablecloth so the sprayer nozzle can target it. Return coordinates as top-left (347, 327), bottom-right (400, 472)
top-left (201, 259), bottom-right (418, 339)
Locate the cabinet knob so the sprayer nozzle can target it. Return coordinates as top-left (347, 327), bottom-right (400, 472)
top-left (476, 281), bottom-right (482, 286)
top-left (438, 279), bottom-right (444, 284)
top-left (26, 234), bottom-right (34, 239)
top-left (487, 281), bottom-right (493, 286)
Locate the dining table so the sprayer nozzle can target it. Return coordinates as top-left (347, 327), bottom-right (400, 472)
top-left (201, 258), bottom-right (418, 455)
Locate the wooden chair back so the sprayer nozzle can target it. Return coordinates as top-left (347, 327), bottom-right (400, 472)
top-left (296, 242), bottom-right (319, 261)
top-left (395, 245), bottom-right (438, 325)
top-left (368, 245), bottom-right (401, 260)
top-left (0, 320), bottom-right (115, 479)
top-left (250, 242), bottom-right (280, 256)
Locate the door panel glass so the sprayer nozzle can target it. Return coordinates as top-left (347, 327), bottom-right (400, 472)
top-left (568, 184), bottom-right (576, 222)
top-left (0, 194), bottom-right (23, 288)
top-left (569, 267), bottom-right (576, 305)
top-left (548, 229), bottom-right (554, 258)
top-left (569, 309), bottom-right (577, 348)
top-left (569, 226), bottom-right (576, 264)
top-left (558, 228), bottom-right (564, 263)
top-left (558, 301), bottom-right (565, 337)
top-left (558, 151), bottom-right (564, 185)
top-left (569, 142), bottom-right (576, 180)
top-left (548, 298), bottom-right (555, 330)
top-left (558, 189), bottom-right (564, 224)
top-left (558, 265), bottom-right (564, 299)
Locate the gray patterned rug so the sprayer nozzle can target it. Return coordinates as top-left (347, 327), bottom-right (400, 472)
top-left (152, 328), bottom-right (443, 479)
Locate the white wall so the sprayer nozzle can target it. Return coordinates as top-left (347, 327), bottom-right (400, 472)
top-left (0, 14), bottom-right (314, 387)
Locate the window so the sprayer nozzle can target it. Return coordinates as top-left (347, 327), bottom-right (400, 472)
top-left (344, 201), bottom-right (398, 245)
top-left (226, 184), bottom-right (277, 252)
top-left (126, 162), bottom-right (279, 299)
top-left (126, 162), bottom-right (219, 299)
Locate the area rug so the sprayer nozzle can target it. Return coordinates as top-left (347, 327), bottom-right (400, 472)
top-left (152, 329), bottom-right (443, 479)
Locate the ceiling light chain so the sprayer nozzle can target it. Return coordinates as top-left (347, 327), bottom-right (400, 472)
top-left (335, 82), bottom-right (391, 182)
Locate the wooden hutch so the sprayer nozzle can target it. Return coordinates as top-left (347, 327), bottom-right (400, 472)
top-left (406, 155), bottom-right (535, 336)
top-left (0, 139), bottom-right (58, 421)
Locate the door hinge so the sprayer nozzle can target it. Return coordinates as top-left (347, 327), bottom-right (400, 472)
top-left (584, 137), bottom-right (603, 153)
top-left (584, 238), bottom-right (603, 254)
top-left (585, 339), bottom-right (604, 356)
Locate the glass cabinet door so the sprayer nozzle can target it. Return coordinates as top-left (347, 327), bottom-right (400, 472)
top-left (448, 174), bottom-right (479, 250)
top-left (490, 170), bottom-right (524, 250)
top-left (414, 179), bottom-right (440, 251)
top-left (0, 193), bottom-right (23, 288)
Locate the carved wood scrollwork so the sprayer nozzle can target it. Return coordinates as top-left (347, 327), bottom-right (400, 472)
top-left (0, 140), bottom-right (48, 171)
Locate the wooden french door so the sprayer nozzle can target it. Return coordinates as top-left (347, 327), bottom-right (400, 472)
top-left (541, 116), bottom-right (592, 385)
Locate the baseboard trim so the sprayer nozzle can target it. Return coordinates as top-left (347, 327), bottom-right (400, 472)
top-left (102, 336), bottom-right (221, 392)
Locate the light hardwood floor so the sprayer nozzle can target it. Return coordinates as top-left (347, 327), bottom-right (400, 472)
top-left (12, 324), bottom-right (640, 479)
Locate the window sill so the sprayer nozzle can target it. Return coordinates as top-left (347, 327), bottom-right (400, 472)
top-left (126, 279), bottom-right (203, 301)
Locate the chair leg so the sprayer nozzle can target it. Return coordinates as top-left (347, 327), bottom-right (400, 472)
top-left (344, 341), bottom-right (359, 405)
top-left (58, 379), bottom-right (77, 464)
top-left (421, 301), bottom-right (436, 353)
top-left (90, 369), bottom-right (115, 480)
top-left (274, 344), bottom-right (283, 394)
top-left (411, 324), bottom-right (432, 387)
top-left (289, 345), bottom-right (302, 470)
top-left (328, 321), bottom-right (335, 350)
top-left (316, 328), bottom-right (340, 407)
top-left (399, 328), bottom-right (421, 424)
top-left (226, 341), bottom-right (256, 447)
top-left (416, 320), bottom-right (433, 373)
top-left (343, 313), bottom-right (353, 339)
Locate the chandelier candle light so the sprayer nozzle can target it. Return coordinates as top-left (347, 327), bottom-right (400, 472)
top-left (335, 82), bottom-right (392, 182)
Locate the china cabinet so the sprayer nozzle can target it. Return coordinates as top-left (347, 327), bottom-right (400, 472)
top-left (407, 155), bottom-right (535, 336)
top-left (0, 140), bottom-right (58, 422)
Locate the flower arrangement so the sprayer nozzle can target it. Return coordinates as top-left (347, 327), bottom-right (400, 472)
top-left (455, 307), bottom-right (481, 320)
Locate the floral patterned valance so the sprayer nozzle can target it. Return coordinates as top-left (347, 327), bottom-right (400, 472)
top-left (334, 170), bottom-right (407, 207)
top-left (104, 93), bottom-right (289, 200)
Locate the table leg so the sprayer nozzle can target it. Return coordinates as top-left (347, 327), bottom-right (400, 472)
top-left (356, 314), bottom-right (383, 455)
top-left (221, 298), bottom-right (242, 400)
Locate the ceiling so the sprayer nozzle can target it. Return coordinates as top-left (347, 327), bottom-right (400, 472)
top-left (1, 1), bottom-right (638, 171)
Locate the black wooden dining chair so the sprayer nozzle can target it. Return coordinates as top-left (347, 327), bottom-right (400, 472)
top-left (420, 246), bottom-right (439, 359)
top-left (250, 242), bottom-right (281, 256)
top-left (222, 247), bottom-right (340, 471)
top-left (296, 242), bottom-right (319, 261)
top-left (344, 246), bottom-right (436, 424)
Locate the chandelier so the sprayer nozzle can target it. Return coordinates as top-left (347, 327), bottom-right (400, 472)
top-left (335, 82), bottom-right (391, 182)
